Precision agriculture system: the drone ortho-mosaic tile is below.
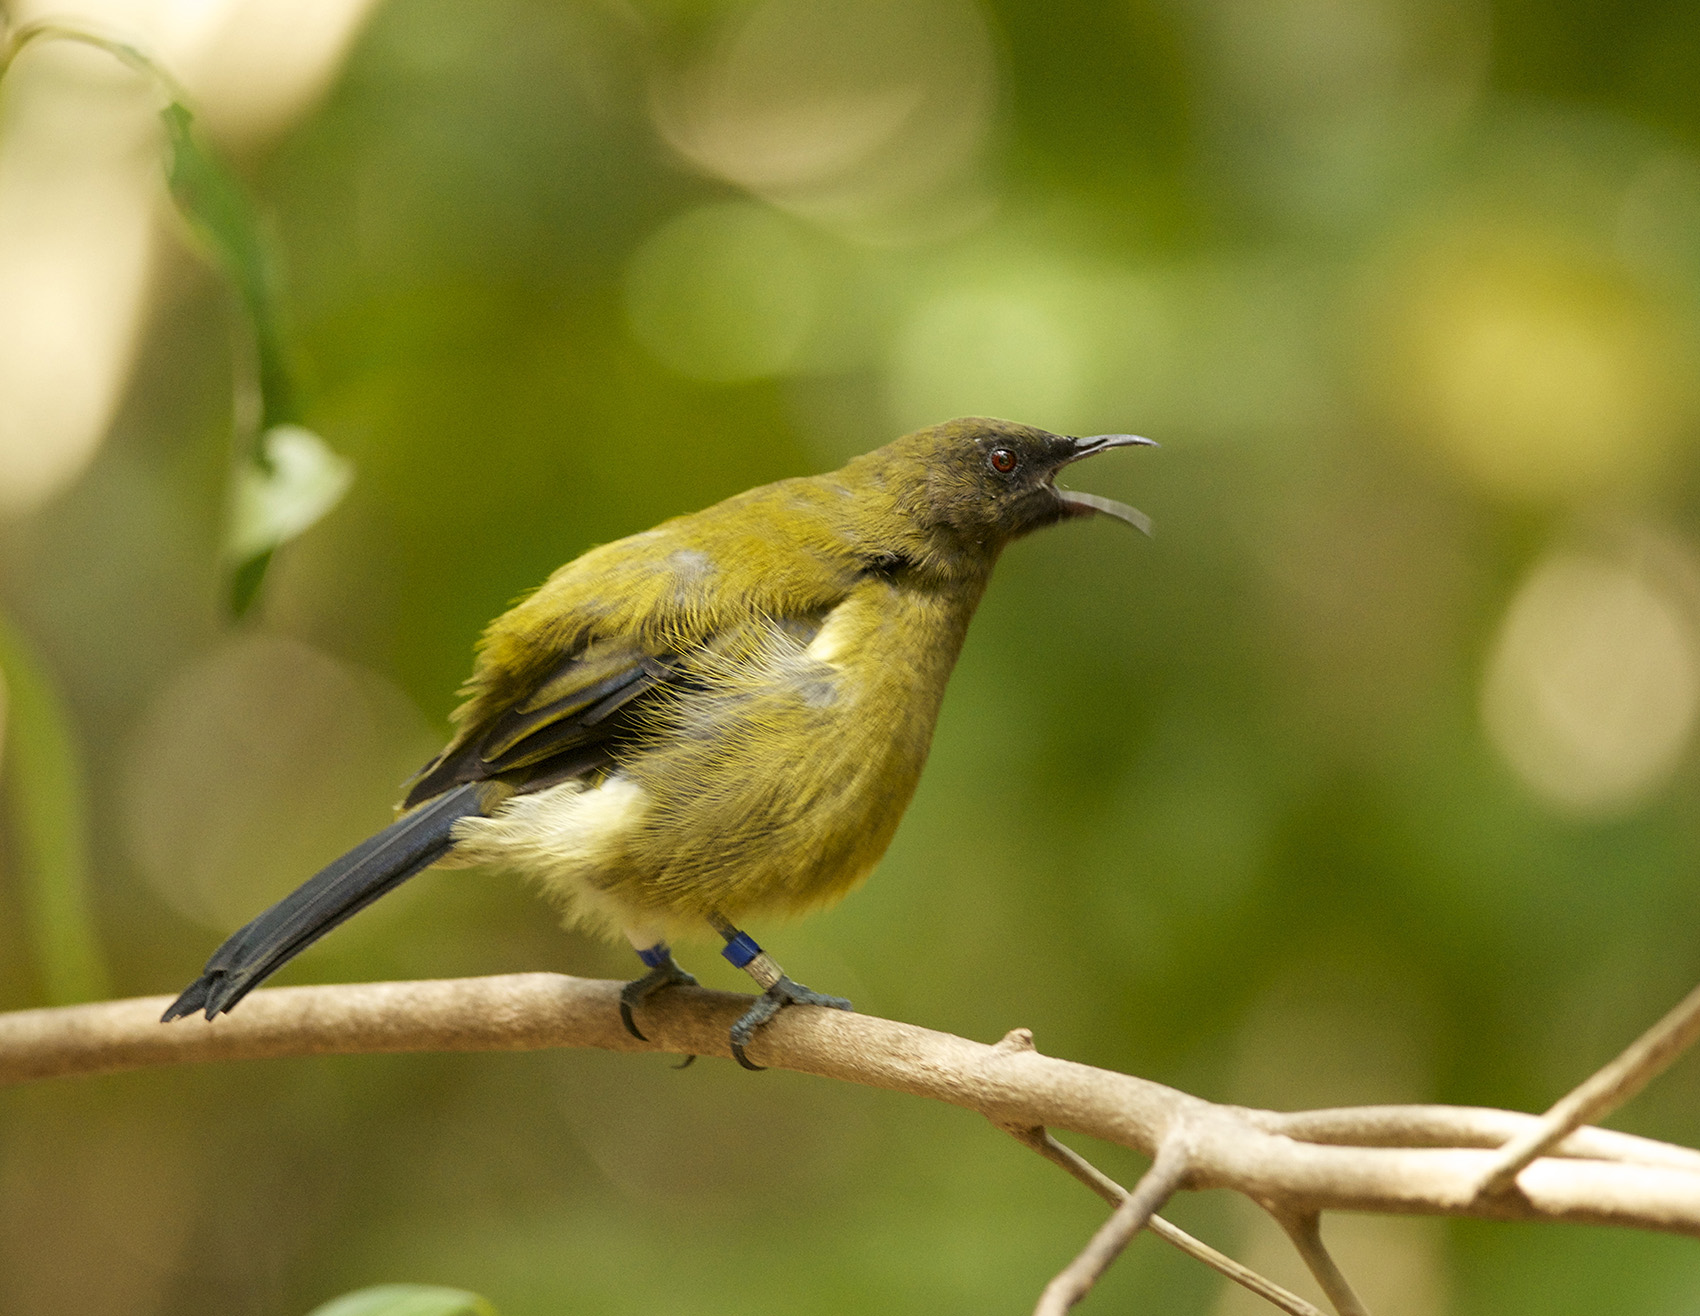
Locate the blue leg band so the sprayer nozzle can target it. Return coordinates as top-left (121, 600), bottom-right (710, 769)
top-left (720, 930), bottom-right (762, 969)
top-left (636, 942), bottom-right (672, 969)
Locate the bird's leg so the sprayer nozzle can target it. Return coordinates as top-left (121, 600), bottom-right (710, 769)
top-left (618, 938), bottom-right (698, 1041)
top-left (707, 912), bottom-right (853, 1071)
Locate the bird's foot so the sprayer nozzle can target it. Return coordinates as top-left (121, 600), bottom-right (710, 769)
top-left (619, 946), bottom-right (698, 1041)
top-left (728, 974), bottom-right (853, 1071)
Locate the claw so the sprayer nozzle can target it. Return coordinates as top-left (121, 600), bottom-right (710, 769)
top-left (728, 974), bottom-right (853, 1071)
top-left (618, 955), bottom-right (698, 1041)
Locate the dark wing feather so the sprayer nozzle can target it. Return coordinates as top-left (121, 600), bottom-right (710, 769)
top-left (402, 647), bottom-right (685, 808)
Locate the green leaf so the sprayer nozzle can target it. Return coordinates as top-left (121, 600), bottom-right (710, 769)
top-left (0, 614), bottom-right (110, 1005)
top-left (228, 424), bottom-right (355, 563)
top-left (159, 100), bottom-right (347, 616)
top-left (305, 1285), bottom-right (498, 1316)
top-left (226, 424), bottom-right (353, 614)
top-left (228, 548), bottom-right (275, 618)
top-left (159, 100), bottom-right (298, 430)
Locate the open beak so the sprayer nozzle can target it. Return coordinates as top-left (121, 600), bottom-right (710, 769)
top-left (1054, 434), bottom-right (1157, 535)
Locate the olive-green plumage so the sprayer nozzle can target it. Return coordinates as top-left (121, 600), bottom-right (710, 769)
top-left (163, 417), bottom-right (1150, 1029)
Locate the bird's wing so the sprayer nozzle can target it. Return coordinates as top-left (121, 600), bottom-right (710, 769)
top-left (401, 641), bottom-right (689, 807)
top-left (404, 478), bottom-right (875, 809)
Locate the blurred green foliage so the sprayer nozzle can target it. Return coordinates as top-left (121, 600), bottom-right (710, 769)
top-left (0, 611), bottom-right (108, 1004)
top-left (2, 0), bottom-right (1700, 1313)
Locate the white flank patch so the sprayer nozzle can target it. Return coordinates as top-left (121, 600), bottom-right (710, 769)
top-left (452, 774), bottom-right (648, 874)
top-left (805, 596), bottom-right (859, 666)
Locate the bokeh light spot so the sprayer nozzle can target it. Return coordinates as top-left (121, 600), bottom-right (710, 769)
top-left (7, 0), bottom-right (383, 143)
top-left (648, 0), bottom-right (996, 242)
top-left (1372, 235), bottom-right (1690, 501)
top-left (0, 45), bottom-right (156, 520)
top-left (623, 202), bottom-right (823, 383)
top-left (121, 634), bottom-right (437, 933)
top-left (887, 285), bottom-right (1084, 433)
top-left (1481, 547), bottom-right (1700, 816)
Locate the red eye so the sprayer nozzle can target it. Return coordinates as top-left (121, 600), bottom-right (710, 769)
top-left (989, 448), bottom-right (1018, 474)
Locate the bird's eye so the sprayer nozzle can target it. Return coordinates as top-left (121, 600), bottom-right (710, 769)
top-left (989, 448), bottom-right (1018, 474)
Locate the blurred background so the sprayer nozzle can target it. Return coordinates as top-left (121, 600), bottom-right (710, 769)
top-left (2, 0), bottom-right (1700, 1311)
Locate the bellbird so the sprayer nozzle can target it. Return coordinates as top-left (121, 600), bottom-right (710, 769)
top-left (163, 417), bottom-right (1153, 1067)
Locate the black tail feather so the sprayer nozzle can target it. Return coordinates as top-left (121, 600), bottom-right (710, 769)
top-left (161, 782), bottom-right (496, 1022)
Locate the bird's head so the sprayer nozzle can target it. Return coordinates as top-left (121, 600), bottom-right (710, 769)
top-left (882, 417), bottom-right (1155, 550)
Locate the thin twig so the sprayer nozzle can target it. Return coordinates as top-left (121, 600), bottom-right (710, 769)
top-left (0, 18), bottom-right (191, 101)
top-left (1272, 1212), bottom-right (1370, 1316)
top-left (1001, 1121), bottom-right (1323, 1316)
top-left (1034, 1128), bottom-right (1192, 1315)
top-left (1476, 979), bottom-right (1700, 1196)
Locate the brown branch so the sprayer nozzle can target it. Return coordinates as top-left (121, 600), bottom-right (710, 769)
top-left (1271, 1211), bottom-right (1371, 1316)
top-left (1034, 1129), bottom-right (1191, 1315)
top-left (1263, 1106), bottom-right (1700, 1173)
top-left (1474, 980), bottom-right (1700, 1196)
top-left (1000, 1121), bottom-right (1324, 1316)
top-left (4, 972), bottom-right (1700, 1245)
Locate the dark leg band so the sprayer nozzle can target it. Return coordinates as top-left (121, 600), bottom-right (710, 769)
top-left (720, 931), bottom-right (762, 968)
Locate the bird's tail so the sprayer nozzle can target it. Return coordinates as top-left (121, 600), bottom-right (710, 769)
top-left (161, 781), bottom-right (500, 1022)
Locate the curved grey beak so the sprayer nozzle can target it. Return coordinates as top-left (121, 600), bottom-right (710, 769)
top-left (1064, 433), bottom-right (1158, 462)
top-left (1055, 433), bottom-right (1157, 535)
